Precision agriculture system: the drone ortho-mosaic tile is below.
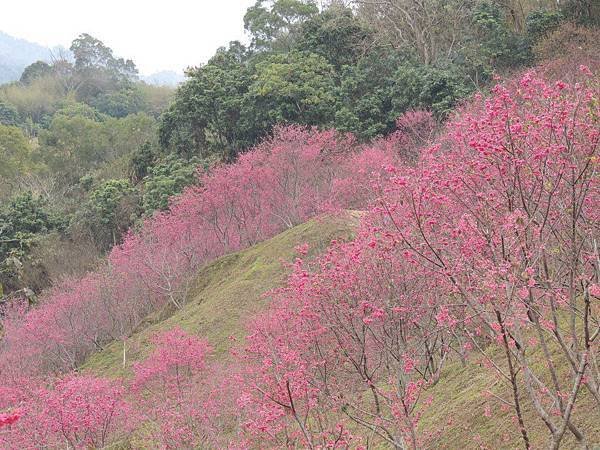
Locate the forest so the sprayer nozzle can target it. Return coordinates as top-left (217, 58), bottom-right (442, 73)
top-left (0, 0), bottom-right (599, 448)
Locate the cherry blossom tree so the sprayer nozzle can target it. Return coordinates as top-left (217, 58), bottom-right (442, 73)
top-left (0, 375), bottom-right (129, 449)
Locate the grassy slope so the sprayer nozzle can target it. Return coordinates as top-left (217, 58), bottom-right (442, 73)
top-left (83, 212), bottom-right (360, 377)
top-left (419, 335), bottom-right (600, 449)
top-left (84, 211), bottom-right (598, 449)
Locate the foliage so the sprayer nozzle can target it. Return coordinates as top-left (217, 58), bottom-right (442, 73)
top-left (391, 62), bottom-right (472, 117)
top-left (332, 49), bottom-right (397, 139)
top-left (0, 74), bottom-right (66, 125)
top-left (129, 141), bottom-right (157, 181)
top-left (137, 83), bottom-right (174, 118)
top-left (141, 154), bottom-right (201, 214)
top-left (89, 83), bottom-right (145, 118)
top-left (158, 46), bottom-right (253, 159)
top-left (75, 179), bottom-right (138, 250)
top-left (39, 113), bottom-right (109, 182)
top-left (247, 51), bottom-right (338, 128)
top-left (296, 5), bottom-right (373, 69)
top-left (19, 61), bottom-right (53, 85)
top-left (463, 1), bottom-right (533, 80)
top-left (52, 100), bottom-right (107, 121)
top-left (0, 34), bottom-right (161, 298)
top-left (0, 192), bottom-right (63, 293)
top-left (0, 125), bottom-right (33, 185)
top-left (70, 33), bottom-right (138, 104)
top-left (0, 101), bottom-right (19, 126)
top-left (526, 9), bottom-right (564, 40)
top-left (39, 111), bottom-right (157, 184)
top-left (244, 0), bottom-right (319, 52)
top-left (161, 1), bottom-right (547, 157)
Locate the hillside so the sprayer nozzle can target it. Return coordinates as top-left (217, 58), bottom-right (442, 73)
top-left (84, 211), bottom-right (600, 449)
top-left (419, 336), bottom-right (600, 448)
top-left (0, 1), bottom-right (598, 447)
top-left (84, 212), bottom-right (360, 377)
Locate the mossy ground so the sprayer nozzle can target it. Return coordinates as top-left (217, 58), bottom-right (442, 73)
top-left (419, 332), bottom-right (600, 449)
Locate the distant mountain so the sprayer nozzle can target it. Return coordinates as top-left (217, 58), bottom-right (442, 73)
top-left (0, 31), bottom-right (55, 84)
top-left (142, 70), bottom-right (185, 87)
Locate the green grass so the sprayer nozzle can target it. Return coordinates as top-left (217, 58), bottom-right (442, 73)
top-left (83, 212), bottom-right (360, 377)
top-left (418, 334), bottom-right (600, 449)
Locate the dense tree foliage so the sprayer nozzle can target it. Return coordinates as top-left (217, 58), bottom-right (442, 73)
top-left (75, 179), bottom-right (138, 250)
top-left (159, 46), bottom-right (253, 159)
top-left (19, 61), bottom-right (52, 86)
top-left (0, 1), bottom-right (595, 301)
top-left (141, 155), bottom-right (202, 214)
top-left (0, 35), bottom-right (177, 297)
top-left (0, 125), bottom-right (33, 191)
top-left (159, 0), bottom-right (585, 160)
top-left (0, 192), bottom-right (63, 295)
top-left (244, 0), bottom-right (319, 52)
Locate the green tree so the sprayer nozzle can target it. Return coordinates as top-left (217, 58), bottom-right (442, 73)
top-left (39, 114), bottom-right (109, 182)
top-left (334, 50), bottom-right (400, 139)
top-left (0, 192), bottom-right (63, 294)
top-left (106, 113), bottom-right (158, 163)
top-left (130, 142), bottom-right (158, 182)
top-left (70, 33), bottom-right (138, 104)
top-left (457, 1), bottom-right (532, 85)
top-left (159, 44), bottom-right (253, 159)
top-left (0, 124), bottom-right (35, 197)
top-left (70, 33), bottom-right (137, 80)
top-left (244, 0), bottom-right (319, 52)
top-left (76, 179), bottom-right (138, 249)
top-left (296, 6), bottom-right (373, 69)
top-left (53, 100), bottom-right (107, 121)
top-left (0, 100), bottom-right (19, 126)
top-left (39, 110), bottom-right (156, 184)
top-left (20, 61), bottom-right (53, 85)
top-left (526, 9), bottom-right (564, 41)
top-left (142, 155), bottom-right (201, 214)
top-left (245, 51), bottom-right (338, 129)
top-left (0, 74), bottom-right (65, 125)
top-left (90, 83), bottom-right (145, 118)
top-left (391, 62), bottom-right (472, 117)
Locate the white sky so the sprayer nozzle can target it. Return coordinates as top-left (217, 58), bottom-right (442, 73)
top-left (0, 0), bottom-right (257, 74)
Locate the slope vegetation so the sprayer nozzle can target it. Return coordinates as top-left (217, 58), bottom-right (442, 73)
top-left (84, 210), bottom-right (600, 449)
top-left (84, 212), bottom-right (360, 377)
top-left (419, 338), bottom-right (600, 448)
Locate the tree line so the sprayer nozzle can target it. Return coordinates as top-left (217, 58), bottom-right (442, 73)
top-left (0, 0), bottom-right (597, 300)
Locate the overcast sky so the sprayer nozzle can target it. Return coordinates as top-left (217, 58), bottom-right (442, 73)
top-left (1, 0), bottom-right (257, 74)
